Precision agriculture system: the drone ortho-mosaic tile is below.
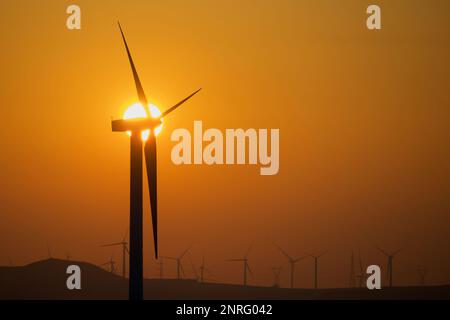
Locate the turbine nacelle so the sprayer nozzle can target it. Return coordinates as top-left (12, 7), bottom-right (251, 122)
top-left (111, 117), bottom-right (162, 132)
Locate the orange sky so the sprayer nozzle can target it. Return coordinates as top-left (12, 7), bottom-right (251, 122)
top-left (0, 0), bottom-right (449, 288)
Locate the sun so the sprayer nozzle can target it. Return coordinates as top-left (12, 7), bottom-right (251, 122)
top-left (123, 103), bottom-right (163, 140)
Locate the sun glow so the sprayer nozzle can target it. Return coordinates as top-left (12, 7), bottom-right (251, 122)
top-left (123, 103), bottom-right (163, 140)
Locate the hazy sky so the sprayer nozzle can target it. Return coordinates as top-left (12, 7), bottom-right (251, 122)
top-left (0, 0), bottom-right (449, 288)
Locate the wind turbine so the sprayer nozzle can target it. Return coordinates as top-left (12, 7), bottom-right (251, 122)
top-left (189, 254), bottom-right (199, 281)
top-left (310, 251), bottom-right (327, 289)
top-left (111, 23), bottom-right (201, 300)
top-left (227, 245), bottom-right (253, 286)
top-left (355, 251), bottom-right (365, 288)
top-left (101, 240), bottom-right (129, 278)
top-left (377, 246), bottom-right (402, 287)
top-left (196, 256), bottom-right (216, 283)
top-left (198, 256), bottom-right (213, 283)
top-left (161, 247), bottom-right (190, 280)
top-left (273, 243), bottom-right (308, 288)
top-left (101, 256), bottom-right (116, 273)
top-left (349, 251), bottom-right (355, 288)
top-left (272, 267), bottom-right (282, 287)
top-left (156, 258), bottom-right (164, 279)
top-left (417, 267), bottom-right (428, 286)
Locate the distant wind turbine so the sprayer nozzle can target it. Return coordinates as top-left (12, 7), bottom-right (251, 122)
top-left (349, 251), bottom-right (355, 288)
top-left (227, 244), bottom-right (253, 286)
top-left (355, 251), bottom-right (365, 288)
top-left (273, 243), bottom-right (308, 288)
top-left (377, 246), bottom-right (402, 287)
top-left (197, 256), bottom-right (216, 283)
top-left (101, 256), bottom-right (116, 273)
top-left (101, 240), bottom-right (129, 278)
top-left (310, 251), bottom-right (327, 289)
top-left (417, 267), bottom-right (428, 286)
top-left (272, 267), bottom-right (282, 287)
top-left (189, 254), bottom-right (199, 281)
top-left (161, 247), bottom-right (190, 280)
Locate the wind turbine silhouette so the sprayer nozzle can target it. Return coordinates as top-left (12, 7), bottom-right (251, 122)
top-left (101, 256), bottom-right (116, 273)
top-left (161, 247), bottom-right (190, 280)
top-left (199, 256), bottom-right (216, 283)
top-left (355, 251), bottom-right (365, 288)
top-left (189, 254), bottom-right (199, 281)
top-left (273, 243), bottom-right (308, 288)
top-left (156, 258), bottom-right (164, 279)
top-left (227, 244), bottom-right (253, 286)
top-left (377, 246), bottom-right (402, 287)
top-left (310, 251), bottom-right (327, 289)
top-left (101, 240), bottom-right (129, 278)
top-left (272, 267), bottom-right (282, 287)
top-left (111, 22), bottom-right (201, 300)
top-left (417, 267), bottom-right (428, 286)
top-left (349, 251), bottom-right (355, 288)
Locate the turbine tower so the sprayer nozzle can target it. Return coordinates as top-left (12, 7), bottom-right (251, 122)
top-left (377, 247), bottom-right (402, 287)
top-left (355, 251), bottom-right (365, 288)
top-left (198, 256), bottom-right (215, 283)
top-left (273, 243), bottom-right (308, 288)
top-left (272, 267), bottom-right (282, 287)
top-left (199, 257), bottom-right (206, 283)
top-left (227, 245), bottom-right (253, 286)
top-left (349, 251), bottom-right (355, 288)
top-left (417, 267), bottom-right (428, 286)
top-left (101, 240), bottom-right (129, 278)
top-left (111, 22), bottom-right (201, 300)
top-left (310, 251), bottom-right (327, 289)
top-left (161, 247), bottom-right (190, 280)
top-left (156, 259), bottom-right (164, 279)
top-left (189, 254), bottom-right (199, 281)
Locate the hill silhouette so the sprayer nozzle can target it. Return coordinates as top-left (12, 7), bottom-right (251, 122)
top-left (1, 259), bottom-right (449, 299)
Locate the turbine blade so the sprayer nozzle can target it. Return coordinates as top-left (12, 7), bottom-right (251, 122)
top-left (160, 88), bottom-right (202, 118)
top-left (180, 247), bottom-right (191, 259)
top-left (189, 255), bottom-right (199, 279)
top-left (118, 22), bottom-right (149, 112)
top-left (245, 243), bottom-right (253, 258)
top-left (318, 250), bottom-right (328, 258)
top-left (144, 134), bottom-right (158, 258)
top-left (160, 256), bottom-right (177, 261)
top-left (293, 255), bottom-right (309, 263)
top-left (273, 242), bottom-right (293, 261)
top-left (377, 246), bottom-right (389, 257)
top-left (392, 248), bottom-right (403, 256)
top-left (101, 242), bottom-right (123, 247)
top-left (122, 226), bottom-right (129, 242)
top-left (227, 259), bottom-right (245, 262)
